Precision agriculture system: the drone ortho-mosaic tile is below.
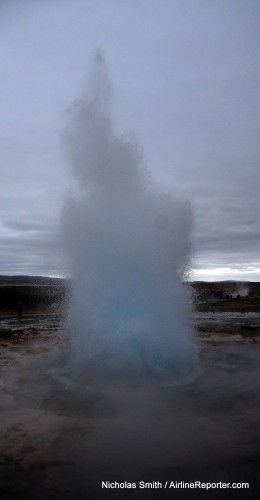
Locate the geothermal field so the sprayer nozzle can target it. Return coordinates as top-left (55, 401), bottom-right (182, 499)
top-left (0, 278), bottom-right (260, 499)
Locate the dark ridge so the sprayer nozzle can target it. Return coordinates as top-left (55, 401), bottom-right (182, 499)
top-left (0, 275), bottom-right (65, 285)
top-left (0, 276), bottom-right (69, 312)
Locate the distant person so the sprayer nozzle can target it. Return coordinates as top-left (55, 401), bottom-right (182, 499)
top-left (17, 300), bottom-right (23, 317)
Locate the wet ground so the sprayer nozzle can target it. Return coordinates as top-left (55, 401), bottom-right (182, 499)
top-left (194, 310), bottom-right (260, 343)
top-left (0, 312), bottom-right (260, 499)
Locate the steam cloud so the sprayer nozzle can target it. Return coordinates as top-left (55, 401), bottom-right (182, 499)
top-left (62, 49), bottom-right (197, 382)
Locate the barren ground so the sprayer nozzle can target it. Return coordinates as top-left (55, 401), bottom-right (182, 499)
top-left (0, 286), bottom-right (260, 499)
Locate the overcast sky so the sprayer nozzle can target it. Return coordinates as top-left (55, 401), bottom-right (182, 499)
top-left (1, 0), bottom-right (259, 280)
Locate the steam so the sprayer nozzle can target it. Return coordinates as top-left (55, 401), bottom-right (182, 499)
top-left (62, 49), bottom-right (197, 382)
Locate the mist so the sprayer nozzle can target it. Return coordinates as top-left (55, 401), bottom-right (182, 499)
top-left (61, 49), bottom-right (197, 383)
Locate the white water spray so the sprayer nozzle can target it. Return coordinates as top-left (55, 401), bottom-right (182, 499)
top-left (62, 50), bottom-right (197, 382)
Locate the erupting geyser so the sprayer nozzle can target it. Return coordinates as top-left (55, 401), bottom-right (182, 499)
top-left (62, 49), bottom-right (197, 382)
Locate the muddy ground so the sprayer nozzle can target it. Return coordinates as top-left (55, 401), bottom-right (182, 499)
top-left (1, 293), bottom-right (260, 499)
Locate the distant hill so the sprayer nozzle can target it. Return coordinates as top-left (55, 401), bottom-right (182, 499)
top-left (191, 280), bottom-right (260, 299)
top-left (0, 276), bottom-right (259, 314)
top-left (0, 276), bottom-right (68, 311)
top-left (0, 275), bottom-right (65, 285)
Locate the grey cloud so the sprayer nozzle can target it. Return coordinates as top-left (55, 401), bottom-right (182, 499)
top-left (3, 220), bottom-right (54, 232)
top-left (0, 232), bottom-right (64, 276)
top-left (0, 0), bottom-right (259, 278)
